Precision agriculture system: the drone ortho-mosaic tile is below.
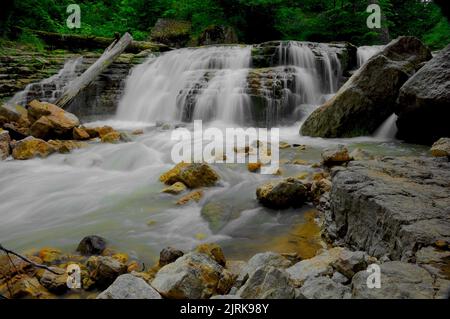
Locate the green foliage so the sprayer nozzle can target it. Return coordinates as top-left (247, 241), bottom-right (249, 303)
top-left (1, 0), bottom-right (449, 48)
top-left (17, 30), bottom-right (46, 51)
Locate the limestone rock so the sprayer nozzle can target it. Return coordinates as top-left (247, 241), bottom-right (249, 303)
top-left (321, 145), bottom-right (351, 166)
top-left (160, 162), bottom-right (220, 188)
top-left (328, 156), bottom-right (450, 259)
top-left (299, 276), bottom-right (351, 299)
top-left (351, 261), bottom-right (435, 299)
top-left (161, 182), bottom-right (187, 195)
top-left (395, 44), bottom-right (450, 144)
top-left (73, 127), bottom-right (90, 140)
top-left (97, 274), bottom-right (162, 299)
top-left (39, 267), bottom-right (68, 294)
top-left (0, 129), bottom-right (11, 159)
top-left (151, 252), bottom-right (234, 299)
top-left (301, 36), bottom-right (431, 137)
top-left (195, 243), bottom-right (226, 267)
top-left (236, 266), bottom-right (295, 299)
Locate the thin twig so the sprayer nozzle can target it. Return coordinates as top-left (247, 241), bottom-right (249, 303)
top-left (0, 244), bottom-right (62, 275)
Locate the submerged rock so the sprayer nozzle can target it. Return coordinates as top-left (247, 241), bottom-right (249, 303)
top-left (176, 190), bottom-right (203, 205)
top-left (395, 44), bottom-right (450, 144)
top-left (256, 177), bottom-right (307, 209)
top-left (328, 156), bottom-right (450, 259)
top-left (151, 252), bottom-right (234, 299)
top-left (430, 138), bottom-right (450, 158)
top-left (160, 162), bottom-right (220, 188)
top-left (301, 36), bottom-right (431, 137)
top-left (77, 235), bottom-right (107, 255)
top-left (161, 182), bottom-right (187, 195)
top-left (11, 136), bottom-right (55, 160)
top-left (101, 131), bottom-right (121, 143)
top-left (322, 145), bottom-right (351, 166)
top-left (97, 274), bottom-right (162, 299)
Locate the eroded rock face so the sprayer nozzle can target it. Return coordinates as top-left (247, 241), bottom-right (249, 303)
top-left (256, 177), bottom-right (308, 209)
top-left (328, 156), bottom-right (450, 260)
top-left (351, 261), bottom-right (435, 299)
top-left (150, 19), bottom-right (192, 48)
top-left (301, 36), bottom-right (432, 138)
top-left (151, 252), bottom-right (234, 299)
top-left (395, 44), bottom-right (450, 145)
top-left (97, 274), bottom-right (162, 299)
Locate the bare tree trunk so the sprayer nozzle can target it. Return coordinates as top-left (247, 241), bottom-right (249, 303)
top-left (55, 32), bottom-right (133, 109)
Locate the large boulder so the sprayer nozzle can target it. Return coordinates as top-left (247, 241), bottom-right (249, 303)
top-left (27, 100), bottom-right (80, 139)
top-left (151, 252), bottom-right (234, 299)
top-left (256, 177), bottom-right (308, 209)
top-left (39, 268), bottom-right (68, 295)
top-left (395, 44), bottom-right (450, 144)
top-left (301, 36), bottom-right (432, 137)
top-left (328, 156), bottom-right (450, 260)
top-left (236, 266), bottom-right (295, 299)
top-left (11, 136), bottom-right (55, 160)
top-left (351, 261), bottom-right (435, 299)
top-left (97, 274), bottom-right (162, 299)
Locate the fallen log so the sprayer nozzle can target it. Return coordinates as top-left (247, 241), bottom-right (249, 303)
top-left (17, 28), bottom-right (170, 53)
top-left (55, 32), bottom-right (132, 109)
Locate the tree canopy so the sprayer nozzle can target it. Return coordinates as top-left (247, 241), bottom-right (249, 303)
top-left (1, 0), bottom-right (449, 49)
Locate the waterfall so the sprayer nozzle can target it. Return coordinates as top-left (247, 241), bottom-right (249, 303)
top-left (116, 42), bottom-right (343, 126)
top-left (357, 45), bottom-right (384, 67)
top-left (8, 57), bottom-right (83, 106)
top-left (374, 113), bottom-right (398, 139)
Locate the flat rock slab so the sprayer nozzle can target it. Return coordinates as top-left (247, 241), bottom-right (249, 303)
top-left (329, 156), bottom-right (450, 260)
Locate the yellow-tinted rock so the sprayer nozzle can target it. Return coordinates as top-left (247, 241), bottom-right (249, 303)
top-left (127, 261), bottom-right (141, 273)
top-left (161, 182), bottom-right (187, 195)
top-left (279, 141), bottom-right (291, 149)
top-left (132, 129), bottom-right (144, 135)
top-left (73, 127), bottom-right (90, 140)
top-left (112, 253), bottom-right (129, 264)
top-left (101, 131), bottom-right (121, 143)
top-left (159, 162), bottom-right (189, 185)
top-left (12, 137), bottom-right (55, 160)
top-left (195, 243), bottom-right (226, 266)
top-left (47, 140), bottom-right (87, 153)
top-left (1, 274), bottom-right (51, 299)
top-left (38, 247), bottom-right (62, 264)
top-left (176, 190), bottom-right (203, 205)
top-left (247, 162), bottom-right (262, 172)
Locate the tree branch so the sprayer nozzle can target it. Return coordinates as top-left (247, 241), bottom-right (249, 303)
top-left (0, 244), bottom-right (63, 275)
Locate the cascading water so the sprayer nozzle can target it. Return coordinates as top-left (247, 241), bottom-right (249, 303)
top-left (116, 42), bottom-right (342, 126)
top-left (356, 45), bottom-right (384, 67)
top-left (7, 57), bottom-right (83, 106)
top-left (374, 113), bottom-right (398, 140)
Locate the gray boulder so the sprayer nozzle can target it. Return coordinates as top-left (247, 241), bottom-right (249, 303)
top-left (299, 276), bottom-right (351, 299)
top-left (86, 256), bottom-right (127, 289)
top-left (97, 274), bottom-right (162, 299)
top-left (328, 156), bottom-right (450, 260)
top-left (395, 44), bottom-right (450, 144)
top-left (301, 36), bottom-right (431, 138)
top-left (351, 261), bottom-right (435, 299)
top-left (151, 252), bottom-right (234, 299)
top-left (236, 266), bottom-right (295, 299)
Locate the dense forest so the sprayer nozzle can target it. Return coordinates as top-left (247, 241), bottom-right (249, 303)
top-left (0, 0), bottom-right (449, 49)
